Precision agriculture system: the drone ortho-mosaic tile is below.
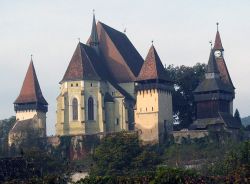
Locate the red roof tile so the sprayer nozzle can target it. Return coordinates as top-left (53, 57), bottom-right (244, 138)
top-left (14, 61), bottom-right (47, 105)
top-left (61, 43), bottom-right (101, 82)
top-left (213, 31), bottom-right (224, 51)
top-left (216, 57), bottom-right (234, 88)
top-left (87, 22), bottom-right (144, 83)
top-left (137, 45), bottom-right (169, 81)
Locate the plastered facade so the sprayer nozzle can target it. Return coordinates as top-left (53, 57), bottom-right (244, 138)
top-left (56, 80), bottom-right (133, 136)
top-left (135, 88), bottom-right (173, 144)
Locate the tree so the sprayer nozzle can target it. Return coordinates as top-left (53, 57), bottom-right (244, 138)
top-left (166, 63), bottom-right (206, 128)
top-left (90, 132), bottom-right (161, 176)
top-left (234, 108), bottom-right (242, 124)
top-left (0, 116), bottom-right (16, 156)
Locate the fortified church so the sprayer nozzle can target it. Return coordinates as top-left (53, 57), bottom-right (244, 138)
top-left (8, 15), bottom-right (241, 148)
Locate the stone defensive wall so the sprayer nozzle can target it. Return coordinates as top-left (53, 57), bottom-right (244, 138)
top-left (173, 130), bottom-right (209, 143)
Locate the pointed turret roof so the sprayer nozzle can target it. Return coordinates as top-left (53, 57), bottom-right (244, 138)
top-left (212, 24), bottom-right (235, 88)
top-left (207, 49), bottom-right (219, 74)
top-left (61, 43), bottom-right (101, 82)
top-left (137, 45), bottom-right (170, 81)
top-left (14, 60), bottom-right (47, 105)
top-left (214, 31), bottom-right (224, 50)
top-left (194, 48), bottom-right (234, 94)
top-left (213, 28), bottom-right (224, 51)
top-left (89, 13), bottom-right (99, 47)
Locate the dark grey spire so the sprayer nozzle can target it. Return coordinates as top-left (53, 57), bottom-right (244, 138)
top-left (89, 11), bottom-right (99, 47)
top-left (207, 49), bottom-right (219, 74)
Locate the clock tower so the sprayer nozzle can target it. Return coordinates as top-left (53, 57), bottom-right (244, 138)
top-left (191, 24), bottom-right (241, 131)
top-left (213, 23), bottom-right (235, 115)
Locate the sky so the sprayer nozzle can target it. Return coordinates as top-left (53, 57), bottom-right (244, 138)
top-left (0, 0), bottom-right (250, 135)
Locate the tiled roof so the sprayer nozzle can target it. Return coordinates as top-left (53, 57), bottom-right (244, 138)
top-left (14, 61), bottom-right (47, 105)
top-left (219, 112), bottom-right (242, 129)
top-left (207, 49), bottom-right (219, 74)
top-left (96, 22), bottom-right (144, 83)
top-left (194, 78), bottom-right (234, 93)
top-left (190, 112), bottom-right (242, 130)
top-left (61, 43), bottom-right (101, 82)
top-left (213, 30), bottom-right (234, 88)
top-left (137, 45), bottom-right (170, 81)
top-left (213, 31), bottom-right (224, 51)
top-left (216, 57), bottom-right (235, 89)
top-left (10, 118), bottom-right (34, 134)
top-left (89, 14), bottom-right (99, 46)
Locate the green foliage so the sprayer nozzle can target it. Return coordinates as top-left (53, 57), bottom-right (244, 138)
top-left (151, 167), bottom-right (211, 184)
top-left (90, 132), bottom-right (161, 176)
top-left (23, 147), bottom-right (68, 175)
top-left (166, 63), bottom-right (206, 128)
top-left (0, 116), bottom-right (16, 156)
top-left (234, 108), bottom-right (242, 125)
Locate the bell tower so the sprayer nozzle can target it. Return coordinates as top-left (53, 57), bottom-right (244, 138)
top-left (213, 23), bottom-right (235, 114)
top-left (135, 44), bottom-right (173, 144)
top-left (13, 58), bottom-right (48, 137)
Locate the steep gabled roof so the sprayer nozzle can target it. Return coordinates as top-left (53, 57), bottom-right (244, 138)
top-left (14, 61), bottom-right (47, 105)
top-left (92, 22), bottom-right (144, 83)
top-left (61, 43), bottom-right (101, 82)
top-left (137, 45), bottom-right (170, 82)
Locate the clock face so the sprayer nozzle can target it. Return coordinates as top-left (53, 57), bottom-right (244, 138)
top-left (214, 50), bottom-right (221, 57)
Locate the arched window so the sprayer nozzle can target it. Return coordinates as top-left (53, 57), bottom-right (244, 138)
top-left (88, 97), bottom-right (94, 120)
top-left (72, 98), bottom-right (78, 120)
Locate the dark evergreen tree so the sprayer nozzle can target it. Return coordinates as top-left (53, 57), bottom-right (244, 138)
top-left (234, 108), bottom-right (242, 124)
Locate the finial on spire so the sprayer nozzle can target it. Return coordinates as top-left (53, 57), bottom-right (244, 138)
top-left (93, 9), bottom-right (95, 15)
top-left (216, 22), bottom-right (219, 31)
top-left (31, 54), bottom-right (33, 61)
top-left (78, 37), bottom-right (80, 43)
top-left (151, 40), bottom-right (154, 45)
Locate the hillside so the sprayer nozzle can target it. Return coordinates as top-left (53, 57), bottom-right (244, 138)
top-left (242, 116), bottom-right (250, 127)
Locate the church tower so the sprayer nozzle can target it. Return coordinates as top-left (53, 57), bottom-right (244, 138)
top-left (135, 45), bottom-right (173, 144)
top-left (9, 58), bottom-right (48, 146)
top-left (14, 59), bottom-right (48, 131)
top-left (213, 23), bottom-right (235, 114)
top-left (55, 14), bottom-right (104, 136)
top-left (192, 25), bottom-right (241, 130)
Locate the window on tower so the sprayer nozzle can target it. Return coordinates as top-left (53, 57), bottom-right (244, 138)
top-left (88, 97), bottom-right (94, 120)
top-left (72, 98), bottom-right (78, 120)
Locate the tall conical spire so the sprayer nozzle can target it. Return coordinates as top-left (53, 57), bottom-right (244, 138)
top-left (89, 10), bottom-right (99, 47)
top-left (213, 22), bottom-right (224, 51)
top-left (14, 58), bottom-right (47, 105)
